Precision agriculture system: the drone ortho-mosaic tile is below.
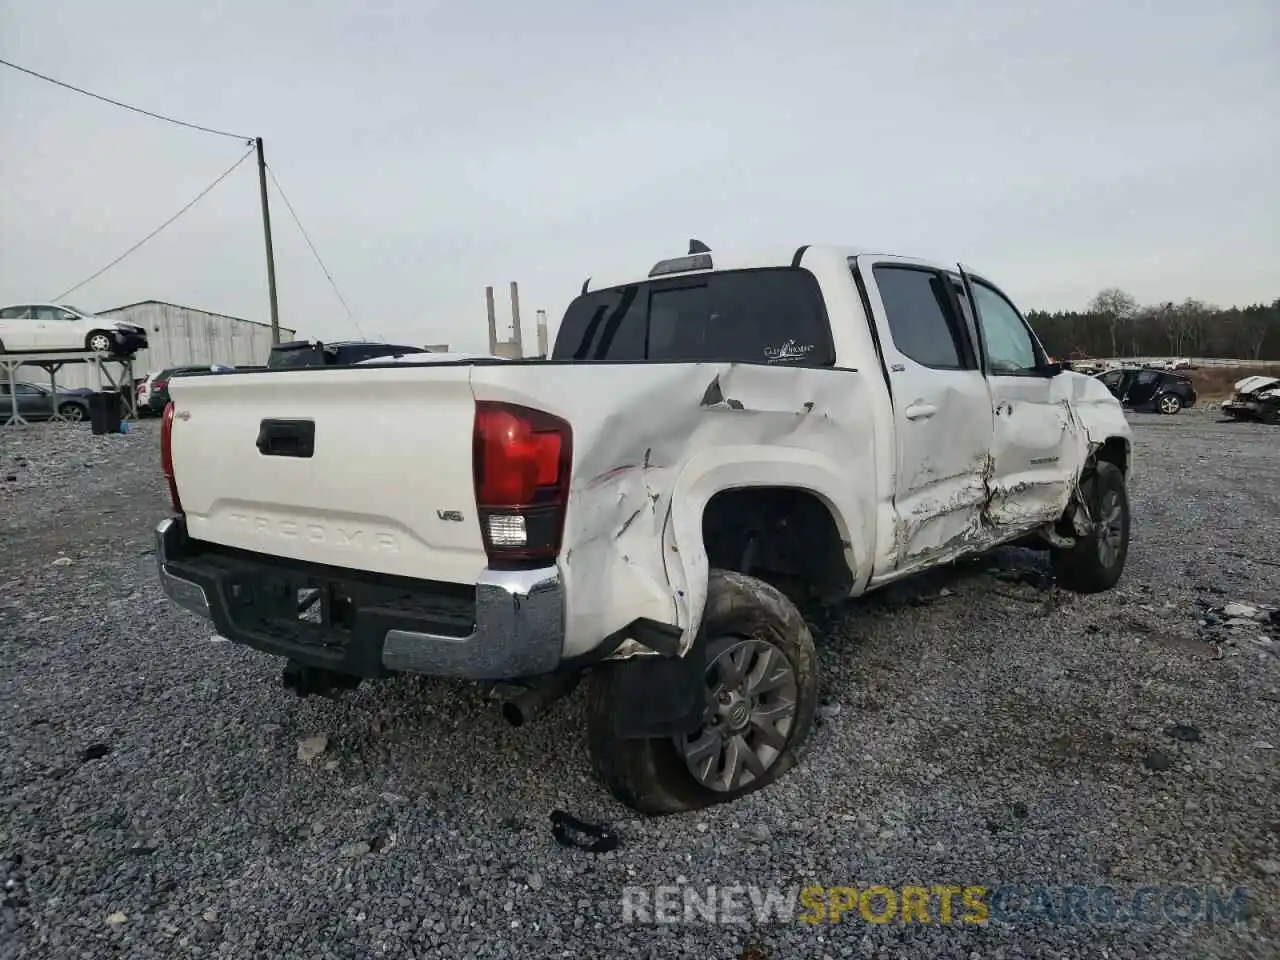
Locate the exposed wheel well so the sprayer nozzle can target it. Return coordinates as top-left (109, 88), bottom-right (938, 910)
top-left (1095, 437), bottom-right (1129, 475)
top-left (701, 487), bottom-right (852, 604)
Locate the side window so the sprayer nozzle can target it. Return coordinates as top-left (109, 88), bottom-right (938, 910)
top-left (1135, 371), bottom-right (1160, 386)
top-left (33, 306), bottom-right (62, 322)
top-left (872, 266), bottom-right (969, 370)
top-left (0, 306), bottom-right (33, 320)
top-left (970, 282), bottom-right (1040, 375)
top-left (1098, 371), bottom-right (1122, 390)
top-left (14, 384), bottom-right (41, 395)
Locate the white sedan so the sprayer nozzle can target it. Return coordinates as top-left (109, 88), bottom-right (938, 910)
top-left (0, 303), bottom-right (148, 355)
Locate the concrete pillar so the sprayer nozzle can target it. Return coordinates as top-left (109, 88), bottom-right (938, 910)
top-left (536, 309), bottom-right (549, 357)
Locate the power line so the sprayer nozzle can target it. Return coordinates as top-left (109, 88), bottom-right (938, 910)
top-left (265, 164), bottom-right (368, 339)
top-left (0, 56), bottom-right (253, 141)
top-left (52, 148), bottom-right (255, 301)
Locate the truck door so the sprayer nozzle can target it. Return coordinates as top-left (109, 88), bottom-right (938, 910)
top-left (854, 256), bottom-right (996, 576)
top-left (957, 266), bottom-right (1080, 531)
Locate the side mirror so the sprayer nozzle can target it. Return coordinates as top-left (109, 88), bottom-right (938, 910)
top-left (1040, 361), bottom-right (1064, 377)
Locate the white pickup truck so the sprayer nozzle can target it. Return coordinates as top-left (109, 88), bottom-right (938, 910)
top-left (156, 242), bottom-right (1132, 814)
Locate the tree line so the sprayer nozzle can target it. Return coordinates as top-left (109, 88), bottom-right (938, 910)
top-left (1026, 289), bottom-right (1280, 361)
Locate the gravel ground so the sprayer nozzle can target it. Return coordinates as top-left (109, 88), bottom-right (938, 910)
top-left (1, 408), bottom-right (1277, 960)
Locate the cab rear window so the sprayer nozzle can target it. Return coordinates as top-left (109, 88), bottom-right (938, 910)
top-left (552, 268), bottom-right (834, 366)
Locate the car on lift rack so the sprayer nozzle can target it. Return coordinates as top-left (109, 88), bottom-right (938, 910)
top-left (0, 303), bottom-right (147, 356)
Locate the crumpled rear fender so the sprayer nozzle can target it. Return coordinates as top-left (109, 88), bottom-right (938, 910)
top-left (662, 445), bottom-right (869, 659)
top-left (481, 362), bottom-right (877, 661)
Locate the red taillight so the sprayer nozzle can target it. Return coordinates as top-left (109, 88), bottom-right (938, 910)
top-left (153, 378), bottom-right (169, 393)
top-left (160, 401), bottom-right (182, 514)
top-left (473, 401), bottom-right (572, 566)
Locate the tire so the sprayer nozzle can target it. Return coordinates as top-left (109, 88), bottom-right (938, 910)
top-left (1156, 393), bottom-right (1183, 415)
top-left (1051, 461), bottom-right (1130, 594)
top-left (57, 403), bottom-right (86, 422)
top-left (86, 331), bottom-right (113, 353)
top-left (584, 569), bottom-right (819, 815)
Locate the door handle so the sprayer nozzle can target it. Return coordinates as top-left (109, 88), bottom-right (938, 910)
top-left (904, 402), bottom-right (938, 421)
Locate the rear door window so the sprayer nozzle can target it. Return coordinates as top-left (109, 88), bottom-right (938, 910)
top-left (553, 268), bottom-right (834, 365)
top-left (871, 266), bottom-right (969, 370)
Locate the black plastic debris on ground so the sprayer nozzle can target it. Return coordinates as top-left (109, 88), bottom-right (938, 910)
top-left (78, 743), bottom-right (112, 762)
top-left (550, 810), bottom-right (620, 854)
top-left (1166, 723), bottom-right (1202, 743)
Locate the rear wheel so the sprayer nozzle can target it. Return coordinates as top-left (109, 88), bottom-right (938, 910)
top-left (1051, 461), bottom-right (1130, 593)
top-left (584, 570), bottom-right (818, 814)
top-left (57, 403), bottom-right (85, 422)
top-left (1157, 393), bottom-right (1183, 415)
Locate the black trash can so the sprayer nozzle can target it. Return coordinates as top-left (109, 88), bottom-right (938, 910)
top-left (88, 390), bottom-right (122, 435)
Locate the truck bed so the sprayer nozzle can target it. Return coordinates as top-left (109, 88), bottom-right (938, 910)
top-left (166, 359), bottom-right (879, 659)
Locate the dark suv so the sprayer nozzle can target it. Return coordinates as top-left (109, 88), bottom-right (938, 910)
top-left (267, 340), bottom-right (430, 369)
top-left (145, 365), bottom-right (250, 414)
top-left (1096, 367), bottom-right (1197, 415)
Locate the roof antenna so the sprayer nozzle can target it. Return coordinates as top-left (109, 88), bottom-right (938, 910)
top-left (581, 277), bottom-right (590, 294)
top-left (688, 239), bottom-right (711, 255)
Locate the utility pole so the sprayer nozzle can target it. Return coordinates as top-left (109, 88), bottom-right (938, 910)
top-left (255, 137), bottom-right (281, 344)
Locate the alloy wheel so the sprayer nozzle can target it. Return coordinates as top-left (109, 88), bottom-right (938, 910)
top-left (1096, 489), bottom-right (1124, 570)
top-left (676, 635), bottom-right (799, 792)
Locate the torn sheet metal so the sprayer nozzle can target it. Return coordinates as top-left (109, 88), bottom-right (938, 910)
top-left (470, 362), bottom-right (878, 660)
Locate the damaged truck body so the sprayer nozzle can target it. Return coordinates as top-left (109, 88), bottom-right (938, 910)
top-left (155, 242), bottom-right (1133, 814)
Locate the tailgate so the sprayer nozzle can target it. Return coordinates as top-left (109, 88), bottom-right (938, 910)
top-left (168, 366), bottom-right (487, 584)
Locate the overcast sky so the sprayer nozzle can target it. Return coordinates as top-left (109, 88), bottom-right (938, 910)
top-left (1, 0), bottom-right (1276, 350)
